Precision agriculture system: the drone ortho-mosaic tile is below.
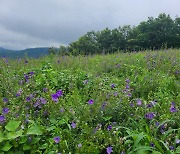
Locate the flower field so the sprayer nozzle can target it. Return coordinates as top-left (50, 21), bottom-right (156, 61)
top-left (0, 49), bottom-right (179, 153)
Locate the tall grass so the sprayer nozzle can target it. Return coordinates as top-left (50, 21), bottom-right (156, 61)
top-left (0, 49), bottom-right (179, 153)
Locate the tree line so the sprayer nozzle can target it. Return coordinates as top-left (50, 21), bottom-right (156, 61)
top-left (49, 13), bottom-right (180, 55)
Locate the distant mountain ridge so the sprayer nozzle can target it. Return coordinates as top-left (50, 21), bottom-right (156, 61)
top-left (0, 47), bottom-right (50, 58)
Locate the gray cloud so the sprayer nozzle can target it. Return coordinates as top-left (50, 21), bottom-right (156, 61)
top-left (0, 0), bottom-right (180, 50)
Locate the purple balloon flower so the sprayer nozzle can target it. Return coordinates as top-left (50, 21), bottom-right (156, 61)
top-left (145, 112), bottom-right (156, 120)
top-left (0, 115), bottom-right (5, 123)
top-left (111, 84), bottom-right (115, 88)
top-left (26, 96), bottom-right (31, 102)
top-left (43, 88), bottom-right (48, 93)
top-left (53, 136), bottom-right (60, 143)
top-left (155, 122), bottom-right (159, 127)
top-left (83, 80), bottom-right (89, 84)
top-left (25, 60), bottom-right (28, 64)
top-left (137, 99), bottom-right (142, 106)
top-left (176, 139), bottom-right (180, 144)
top-left (114, 92), bottom-right (118, 96)
top-left (16, 90), bottom-right (22, 97)
top-left (60, 108), bottom-right (64, 113)
top-left (107, 125), bottom-right (112, 131)
top-left (147, 101), bottom-right (157, 108)
top-left (93, 124), bottom-right (102, 133)
top-left (40, 97), bottom-right (47, 104)
top-left (170, 102), bottom-right (177, 113)
top-left (169, 145), bottom-right (174, 150)
top-left (127, 93), bottom-right (132, 97)
top-left (126, 84), bottom-right (130, 89)
top-left (24, 74), bottom-right (29, 80)
top-left (3, 98), bottom-right (8, 103)
top-left (150, 142), bottom-right (155, 147)
top-left (71, 122), bottom-right (76, 128)
top-left (78, 143), bottom-right (82, 148)
top-left (34, 101), bottom-right (40, 108)
top-left (130, 102), bottom-right (134, 107)
top-left (29, 71), bottom-right (34, 75)
top-left (56, 90), bottom-right (63, 97)
top-left (51, 93), bottom-right (59, 102)
top-left (102, 102), bottom-right (107, 110)
top-left (88, 99), bottom-right (94, 105)
top-left (125, 79), bottom-right (130, 83)
top-left (2, 108), bottom-right (9, 114)
top-left (106, 146), bottom-right (113, 154)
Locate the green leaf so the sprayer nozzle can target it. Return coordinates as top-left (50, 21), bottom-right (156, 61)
top-left (133, 133), bottom-right (146, 150)
top-left (19, 136), bottom-right (27, 144)
top-left (23, 144), bottom-right (31, 150)
top-left (39, 143), bottom-right (48, 149)
top-left (0, 131), bottom-right (5, 143)
top-left (31, 137), bottom-right (41, 144)
top-left (47, 152), bottom-right (55, 154)
top-left (14, 151), bottom-right (24, 154)
top-left (134, 146), bottom-right (153, 152)
top-left (152, 151), bottom-right (162, 154)
top-left (12, 140), bottom-right (18, 147)
top-left (102, 116), bottom-right (112, 121)
top-left (6, 130), bottom-right (23, 140)
top-left (58, 119), bottom-right (66, 125)
top-left (50, 118), bottom-right (56, 124)
top-left (162, 128), bottom-right (179, 140)
top-left (176, 146), bottom-right (180, 153)
top-left (2, 142), bottom-right (12, 152)
top-left (46, 126), bottom-right (56, 131)
top-left (151, 139), bottom-right (164, 153)
top-left (27, 125), bottom-right (43, 135)
top-left (6, 151), bottom-right (14, 154)
top-left (5, 121), bottom-right (21, 132)
top-left (159, 140), bottom-right (170, 151)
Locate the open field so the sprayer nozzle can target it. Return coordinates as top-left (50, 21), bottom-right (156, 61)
top-left (0, 49), bottom-right (180, 153)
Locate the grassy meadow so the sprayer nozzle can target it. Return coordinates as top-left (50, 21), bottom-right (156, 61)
top-left (0, 49), bottom-right (180, 153)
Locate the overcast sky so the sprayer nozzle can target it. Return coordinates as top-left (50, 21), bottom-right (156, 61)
top-left (0, 0), bottom-right (180, 50)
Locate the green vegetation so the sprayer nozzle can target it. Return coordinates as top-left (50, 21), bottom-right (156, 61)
top-left (55, 13), bottom-right (180, 55)
top-left (0, 49), bottom-right (179, 153)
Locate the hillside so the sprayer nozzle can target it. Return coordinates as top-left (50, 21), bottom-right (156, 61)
top-left (0, 47), bottom-right (49, 58)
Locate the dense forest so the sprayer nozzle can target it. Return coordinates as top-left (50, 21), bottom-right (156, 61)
top-left (49, 13), bottom-right (180, 55)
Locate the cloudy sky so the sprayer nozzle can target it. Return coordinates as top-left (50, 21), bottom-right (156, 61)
top-left (0, 0), bottom-right (180, 50)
